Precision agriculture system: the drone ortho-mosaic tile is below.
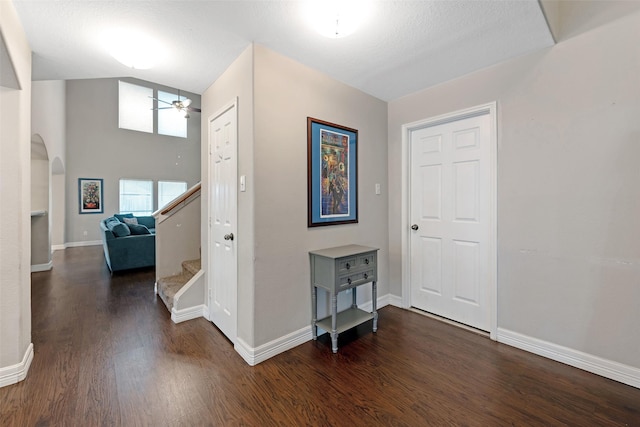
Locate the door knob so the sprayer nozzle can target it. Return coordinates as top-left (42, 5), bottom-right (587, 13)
top-left (224, 233), bottom-right (234, 241)
top-left (411, 224), bottom-right (419, 231)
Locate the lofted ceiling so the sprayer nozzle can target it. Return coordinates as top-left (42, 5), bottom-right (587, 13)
top-left (12, 0), bottom-right (555, 101)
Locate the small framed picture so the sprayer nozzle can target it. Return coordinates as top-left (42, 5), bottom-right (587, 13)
top-left (307, 117), bottom-right (358, 227)
top-left (78, 178), bottom-right (104, 214)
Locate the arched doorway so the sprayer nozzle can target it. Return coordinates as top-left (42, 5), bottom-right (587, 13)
top-left (31, 133), bottom-right (51, 271)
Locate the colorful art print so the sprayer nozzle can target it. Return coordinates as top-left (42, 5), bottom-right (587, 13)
top-left (307, 118), bottom-right (358, 227)
top-left (78, 178), bottom-right (103, 214)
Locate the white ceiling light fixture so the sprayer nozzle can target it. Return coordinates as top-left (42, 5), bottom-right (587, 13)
top-left (103, 28), bottom-right (166, 69)
top-left (304, 0), bottom-right (369, 39)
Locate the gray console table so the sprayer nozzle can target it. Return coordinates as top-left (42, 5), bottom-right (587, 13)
top-left (309, 244), bottom-right (379, 353)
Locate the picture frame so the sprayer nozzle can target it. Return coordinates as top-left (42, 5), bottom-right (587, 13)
top-left (307, 117), bottom-right (358, 227)
top-left (78, 178), bottom-right (104, 214)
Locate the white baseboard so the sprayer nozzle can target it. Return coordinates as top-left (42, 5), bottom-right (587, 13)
top-left (0, 343), bottom-right (34, 388)
top-left (235, 326), bottom-right (312, 367)
top-left (498, 328), bottom-right (640, 389)
top-left (31, 261), bottom-right (52, 272)
top-left (171, 304), bottom-right (207, 324)
top-left (234, 293), bottom-right (402, 367)
top-left (387, 294), bottom-right (404, 308)
top-left (52, 244), bottom-right (66, 251)
top-left (358, 292), bottom-right (402, 312)
top-left (65, 240), bottom-right (102, 248)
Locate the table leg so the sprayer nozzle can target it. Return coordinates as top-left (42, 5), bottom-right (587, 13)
top-left (331, 292), bottom-right (338, 353)
top-left (351, 286), bottom-right (357, 309)
top-left (311, 286), bottom-right (318, 340)
top-left (372, 280), bottom-right (378, 333)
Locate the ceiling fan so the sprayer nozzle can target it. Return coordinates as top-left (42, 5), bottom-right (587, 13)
top-left (152, 90), bottom-right (201, 118)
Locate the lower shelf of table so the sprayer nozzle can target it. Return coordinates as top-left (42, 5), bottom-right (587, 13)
top-left (316, 307), bottom-right (374, 334)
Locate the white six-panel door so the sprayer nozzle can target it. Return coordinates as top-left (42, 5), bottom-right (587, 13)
top-left (409, 112), bottom-right (493, 331)
top-left (208, 102), bottom-right (237, 343)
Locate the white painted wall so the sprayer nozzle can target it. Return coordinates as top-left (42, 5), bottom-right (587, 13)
top-left (388, 10), bottom-right (640, 369)
top-left (200, 45), bottom-right (255, 347)
top-left (32, 81), bottom-right (66, 166)
top-left (0, 0), bottom-right (32, 382)
top-left (200, 44), bottom-right (389, 351)
top-left (65, 77), bottom-right (201, 245)
top-left (32, 80), bottom-right (66, 248)
top-left (251, 45), bottom-right (389, 348)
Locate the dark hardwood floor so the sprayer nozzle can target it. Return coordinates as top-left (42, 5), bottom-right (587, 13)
top-left (1, 246), bottom-right (639, 426)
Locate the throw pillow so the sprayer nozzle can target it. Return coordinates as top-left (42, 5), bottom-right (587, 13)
top-left (114, 213), bottom-right (134, 223)
top-left (105, 217), bottom-right (120, 228)
top-left (128, 224), bottom-right (151, 235)
top-left (110, 222), bottom-right (131, 237)
top-left (123, 217), bottom-right (138, 225)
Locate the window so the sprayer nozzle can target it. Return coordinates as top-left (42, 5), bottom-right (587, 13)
top-left (118, 81), bottom-right (153, 133)
top-left (158, 180), bottom-right (187, 209)
top-left (119, 179), bottom-right (153, 215)
top-left (118, 81), bottom-right (189, 138)
top-left (157, 91), bottom-right (187, 138)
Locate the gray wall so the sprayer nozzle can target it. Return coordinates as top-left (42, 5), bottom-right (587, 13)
top-left (252, 45), bottom-right (389, 348)
top-left (65, 78), bottom-right (201, 244)
top-left (388, 10), bottom-right (640, 368)
top-left (200, 44), bottom-right (389, 350)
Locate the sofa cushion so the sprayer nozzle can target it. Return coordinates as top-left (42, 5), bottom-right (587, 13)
top-left (123, 217), bottom-right (138, 225)
top-left (114, 213), bottom-right (134, 223)
top-left (108, 221), bottom-right (131, 237)
top-left (136, 216), bottom-right (156, 229)
top-left (104, 217), bottom-right (120, 228)
top-left (128, 223), bottom-right (151, 235)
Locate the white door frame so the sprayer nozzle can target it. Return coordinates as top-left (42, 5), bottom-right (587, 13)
top-left (400, 102), bottom-right (498, 339)
top-left (207, 97), bottom-right (238, 344)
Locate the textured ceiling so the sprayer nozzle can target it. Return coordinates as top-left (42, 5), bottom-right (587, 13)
top-left (13, 0), bottom-right (554, 101)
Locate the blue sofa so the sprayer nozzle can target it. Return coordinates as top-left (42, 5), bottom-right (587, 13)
top-left (100, 214), bottom-right (156, 272)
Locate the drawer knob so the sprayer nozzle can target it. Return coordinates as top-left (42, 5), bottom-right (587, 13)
top-left (365, 259), bottom-right (369, 265)
top-left (347, 278), bottom-right (352, 285)
top-left (364, 273), bottom-right (368, 280)
top-left (346, 263), bottom-right (350, 270)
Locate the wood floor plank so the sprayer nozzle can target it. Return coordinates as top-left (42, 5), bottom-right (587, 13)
top-left (1, 246), bottom-right (639, 426)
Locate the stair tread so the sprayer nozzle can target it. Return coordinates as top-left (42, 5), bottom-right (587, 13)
top-left (158, 273), bottom-right (191, 295)
top-left (182, 258), bottom-right (201, 275)
top-left (157, 258), bottom-right (201, 313)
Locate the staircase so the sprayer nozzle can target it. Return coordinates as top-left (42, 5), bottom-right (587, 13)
top-left (157, 258), bottom-right (201, 312)
top-left (153, 182), bottom-right (205, 323)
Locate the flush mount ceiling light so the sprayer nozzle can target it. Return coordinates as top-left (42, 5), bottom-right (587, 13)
top-left (103, 28), bottom-right (165, 69)
top-left (304, 0), bottom-right (369, 38)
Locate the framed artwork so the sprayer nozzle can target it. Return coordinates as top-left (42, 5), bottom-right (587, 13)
top-left (307, 117), bottom-right (358, 227)
top-left (78, 178), bottom-right (104, 214)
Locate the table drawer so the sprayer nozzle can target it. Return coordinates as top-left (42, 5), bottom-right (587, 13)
top-left (357, 253), bottom-right (376, 268)
top-left (338, 269), bottom-right (376, 290)
top-left (337, 257), bottom-right (358, 273)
